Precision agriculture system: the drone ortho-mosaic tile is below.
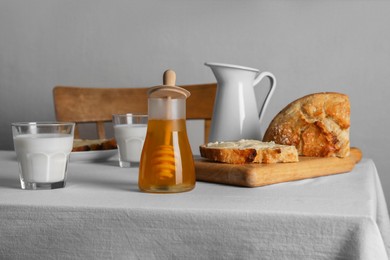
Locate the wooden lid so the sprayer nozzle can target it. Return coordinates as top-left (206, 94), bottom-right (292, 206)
top-left (148, 70), bottom-right (191, 99)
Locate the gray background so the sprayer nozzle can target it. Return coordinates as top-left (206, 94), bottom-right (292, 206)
top-left (1, 1), bottom-right (389, 210)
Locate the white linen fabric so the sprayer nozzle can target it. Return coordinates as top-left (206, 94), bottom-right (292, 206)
top-left (0, 151), bottom-right (389, 260)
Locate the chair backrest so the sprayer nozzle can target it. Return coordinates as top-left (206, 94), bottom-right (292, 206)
top-left (53, 84), bottom-right (217, 143)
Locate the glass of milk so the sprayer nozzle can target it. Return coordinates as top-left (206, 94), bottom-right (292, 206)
top-left (112, 114), bottom-right (148, 168)
top-left (12, 122), bottom-right (75, 190)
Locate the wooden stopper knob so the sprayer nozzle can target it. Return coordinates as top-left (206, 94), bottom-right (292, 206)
top-left (147, 69), bottom-right (191, 99)
top-left (163, 70), bottom-right (176, 86)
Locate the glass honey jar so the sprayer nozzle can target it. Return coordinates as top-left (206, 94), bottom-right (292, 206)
top-left (138, 70), bottom-right (195, 193)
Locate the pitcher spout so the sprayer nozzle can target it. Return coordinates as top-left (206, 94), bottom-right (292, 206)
top-left (205, 62), bottom-right (259, 72)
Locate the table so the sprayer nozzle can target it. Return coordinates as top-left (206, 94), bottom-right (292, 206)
top-left (0, 150), bottom-right (389, 260)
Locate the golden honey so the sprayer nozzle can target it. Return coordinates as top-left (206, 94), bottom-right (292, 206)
top-left (138, 119), bottom-right (195, 193)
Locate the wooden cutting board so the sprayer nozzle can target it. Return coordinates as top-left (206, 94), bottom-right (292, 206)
top-left (195, 147), bottom-right (362, 187)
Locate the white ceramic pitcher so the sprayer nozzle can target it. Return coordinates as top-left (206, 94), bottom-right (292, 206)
top-left (205, 62), bottom-right (276, 142)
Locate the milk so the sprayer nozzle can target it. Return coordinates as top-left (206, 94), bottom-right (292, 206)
top-left (13, 133), bottom-right (73, 183)
top-left (114, 124), bottom-right (147, 163)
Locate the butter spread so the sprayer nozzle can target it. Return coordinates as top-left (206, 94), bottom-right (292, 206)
top-left (206, 139), bottom-right (279, 149)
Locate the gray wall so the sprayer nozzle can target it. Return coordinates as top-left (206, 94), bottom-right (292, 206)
top-left (1, 1), bottom-right (389, 209)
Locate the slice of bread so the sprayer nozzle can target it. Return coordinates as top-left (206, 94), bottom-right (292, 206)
top-left (199, 139), bottom-right (299, 164)
top-left (263, 92), bottom-right (350, 157)
top-left (72, 138), bottom-right (117, 152)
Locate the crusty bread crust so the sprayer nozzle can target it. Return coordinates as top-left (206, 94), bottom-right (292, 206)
top-left (263, 92), bottom-right (350, 158)
top-left (199, 140), bottom-right (298, 164)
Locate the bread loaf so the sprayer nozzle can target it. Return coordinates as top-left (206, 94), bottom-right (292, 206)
top-left (263, 92), bottom-right (350, 157)
top-left (199, 139), bottom-right (299, 164)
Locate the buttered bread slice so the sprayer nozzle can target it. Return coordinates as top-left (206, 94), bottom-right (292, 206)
top-left (199, 139), bottom-right (298, 164)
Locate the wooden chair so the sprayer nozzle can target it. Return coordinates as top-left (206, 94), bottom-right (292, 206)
top-left (53, 84), bottom-right (217, 143)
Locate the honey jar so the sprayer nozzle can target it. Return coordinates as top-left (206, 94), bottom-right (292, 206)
top-left (138, 70), bottom-right (195, 193)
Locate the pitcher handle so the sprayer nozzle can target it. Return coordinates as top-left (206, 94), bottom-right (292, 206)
top-left (253, 71), bottom-right (276, 124)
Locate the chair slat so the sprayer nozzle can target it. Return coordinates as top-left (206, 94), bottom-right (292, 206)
top-left (53, 84), bottom-right (216, 143)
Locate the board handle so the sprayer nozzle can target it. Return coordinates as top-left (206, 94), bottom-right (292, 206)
top-left (350, 147), bottom-right (362, 163)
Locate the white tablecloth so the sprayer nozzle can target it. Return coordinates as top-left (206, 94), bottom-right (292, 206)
top-left (0, 150), bottom-right (389, 260)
